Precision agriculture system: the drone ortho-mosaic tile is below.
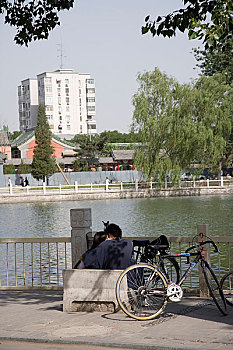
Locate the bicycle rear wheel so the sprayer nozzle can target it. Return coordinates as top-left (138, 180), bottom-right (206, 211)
top-left (201, 260), bottom-right (227, 315)
top-left (116, 264), bottom-right (168, 321)
top-left (220, 271), bottom-right (233, 307)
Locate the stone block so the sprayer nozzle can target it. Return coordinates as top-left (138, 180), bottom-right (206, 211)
top-left (70, 208), bottom-right (92, 228)
top-left (62, 269), bottom-right (126, 312)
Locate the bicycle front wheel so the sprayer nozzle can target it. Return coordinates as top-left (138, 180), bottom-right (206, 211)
top-left (220, 271), bottom-right (233, 307)
top-left (201, 260), bottom-right (227, 315)
top-left (116, 264), bottom-right (168, 321)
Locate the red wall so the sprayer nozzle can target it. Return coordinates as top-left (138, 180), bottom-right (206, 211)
top-left (26, 139), bottom-right (65, 159)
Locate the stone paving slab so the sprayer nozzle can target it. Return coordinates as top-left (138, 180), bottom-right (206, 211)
top-left (0, 291), bottom-right (232, 350)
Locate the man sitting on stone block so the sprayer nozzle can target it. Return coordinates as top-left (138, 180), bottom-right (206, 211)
top-left (81, 223), bottom-right (133, 269)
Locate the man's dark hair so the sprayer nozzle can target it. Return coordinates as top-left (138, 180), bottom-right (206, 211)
top-left (106, 223), bottom-right (122, 238)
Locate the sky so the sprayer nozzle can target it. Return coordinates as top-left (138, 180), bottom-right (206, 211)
top-left (0, 0), bottom-right (201, 133)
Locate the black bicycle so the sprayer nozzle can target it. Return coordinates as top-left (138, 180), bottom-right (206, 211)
top-left (132, 236), bottom-right (180, 284)
top-left (116, 240), bottom-right (227, 320)
top-left (220, 270), bottom-right (233, 307)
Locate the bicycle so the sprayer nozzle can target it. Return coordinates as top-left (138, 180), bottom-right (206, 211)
top-left (220, 270), bottom-right (233, 307)
top-left (132, 236), bottom-right (180, 284)
top-left (116, 239), bottom-right (227, 320)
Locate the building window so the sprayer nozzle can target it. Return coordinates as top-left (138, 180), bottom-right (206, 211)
top-left (87, 97), bottom-right (95, 102)
top-left (80, 125), bottom-right (82, 133)
top-left (46, 86), bottom-right (52, 93)
top-left (79, 89), bottom-right (82, 95)
top-left (86, 79), bottom-right (94, 84)
top-left (87, 106), bottom-right (95, 111)
top-left (65, 79), bottom-right (69, 84)
top-left (87, 88), bottom-right (95, 94)
top-left (46, 106), bottom-right (53, 112)
top-left (80, 116), bottom-right (82, 121)
top-left (66, 97), bottom-right (69, 103)
top-left (66, 106), bottom-right (70, 112)
top-left (45, 77), bottom-right (52, 83)
top-left (67, 125), bottom-right (70, 130)
top-left (65, 88), bottom-right (69, 94)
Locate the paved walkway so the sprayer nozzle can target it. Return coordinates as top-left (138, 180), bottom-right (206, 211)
top-left (0, 291), bottom-right (232, 350)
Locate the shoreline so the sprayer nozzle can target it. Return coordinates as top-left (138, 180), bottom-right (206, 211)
top-left (0, 186), bottom-right (232, 204)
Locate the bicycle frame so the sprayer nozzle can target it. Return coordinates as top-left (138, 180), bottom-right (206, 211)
top-left (161, 251), bottom-right (201, 286)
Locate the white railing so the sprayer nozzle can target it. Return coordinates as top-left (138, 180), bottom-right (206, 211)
top-left (1, 177), bottom-right (233, 197)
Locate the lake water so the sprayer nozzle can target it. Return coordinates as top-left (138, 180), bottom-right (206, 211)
top-left (1, 195), bottom-right (232, 238)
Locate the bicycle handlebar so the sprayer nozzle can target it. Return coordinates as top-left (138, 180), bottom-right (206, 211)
top-left (185, 240), bottom-right (218, 254)
top-left (185, 240), bottom-right (218, 263)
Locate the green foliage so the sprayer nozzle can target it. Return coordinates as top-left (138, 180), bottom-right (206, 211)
top-left (59, 162), bottom-right (65, 170)
top-left (17, 160), bottom-right (31, 174)
top-left (132, 68), bottom-right (233, 184)
top-left (192, 74), bottom-right (233, 173)
top-left (1, 0), bottom-right (74, 45)
top-left (31, 104), bottom-right (57, 182)
top-left (193, 37), bottom-right (233, 84)
top-left (99, 130), bottom-right (141, 143)
top-left (142, 1), bottom-right (233, 50)
top-left (72, 158), bottom-right (81, 172)
top-left (8, 130), bottom-right (23, 141)
top-left (73, 134), bottom-right (108, 171)
top-left (3, 164), bottom-right (15, 174)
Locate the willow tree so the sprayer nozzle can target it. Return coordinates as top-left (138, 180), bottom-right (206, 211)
top-left (193, 74), bottom-right (233, 177)
top-left (31, 104), bottom-right (57, 184)
top-left (132, 68), bottom-right (233, 183)
top-left (132, 68), bottom-right (198, 184)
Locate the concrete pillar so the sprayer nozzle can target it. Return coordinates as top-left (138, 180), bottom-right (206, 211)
top-left (197, 224), bottom-right (210, 297)
top-left (59, 184), bottom-right (62, 193)
top-left (120, 182), bottom-right (123, 191)
top-left (43, 182), bottom-right (46, 194)
top-left (9, 182), bottom-right (13, 195)
top-left (135, 179), bottom-right (138, 191)
top-left (193, 176), bottom-right (196, 188)
top-left (90, 183), bottom-right (93, 192)
top-left (207, 179), bottom-right (209, 188)
top-left (164, 178), bottom-right (167, 190)
top-left (70, 208), bottom-right (92, 268)
top-left (150, 180), bottom-right (153, 190)
top-left (75, 181), bottom-right (78, 193)
top-left (220, 176), bottom-right (224, 187)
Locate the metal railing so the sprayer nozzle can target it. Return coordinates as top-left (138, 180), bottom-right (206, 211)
top-left (0, 237), bottom-right (71, 290)
top-left (1, 177), bottom-right (233, 197)
top-left (0, 235), bottom-right (232, 291)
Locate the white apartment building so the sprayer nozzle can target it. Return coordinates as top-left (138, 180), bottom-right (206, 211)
top-left (18, 78), bottom-right (39, 131)
top-left (18, 69), bottom-right (97, 138)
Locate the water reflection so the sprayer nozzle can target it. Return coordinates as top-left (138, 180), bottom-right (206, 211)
top-left (0, 195), bottom-right (232, 238)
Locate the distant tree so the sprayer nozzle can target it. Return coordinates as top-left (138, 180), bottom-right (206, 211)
top-left (132, 67), bottom-right (197, 184)
top-left (132, 68), bottom-right (233, 184)
top-left (72, 158), bottom-right (81, 172)
top-left (193, 73), bottom-right (233, 177)
top-left (31, 104), bottom-right (57, 184)
top-left (8, 131), bottom-right (23, 141)
top-left (99, 130), bottom-right (141, 143)
top-left (3, 164), bottom-right (15, 175)
top-left (18, 160), bottom-right (31, 174)
top-left (142, 0), bottom-right (232, 51)
top-left (74, 134), bottom-right (108, 171)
